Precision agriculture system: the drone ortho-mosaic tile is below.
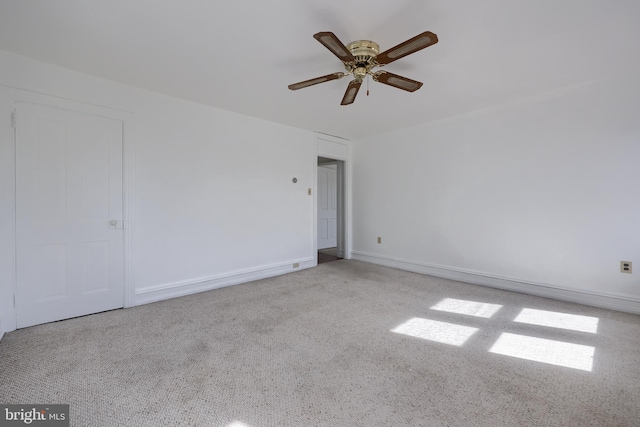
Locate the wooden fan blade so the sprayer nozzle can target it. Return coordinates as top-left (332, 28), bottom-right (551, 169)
top-left (313, 32), bottom-right (356, 63)
top-left (341, 80), bottom-right (362, 105)
top-left (288, 72), bottom-right (345, 90)
top-left (372, 71), bottom-right (423, 92)
top-left (376, 31), bottom-right (438, 65)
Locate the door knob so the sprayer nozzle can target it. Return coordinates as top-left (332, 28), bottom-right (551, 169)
top-left (109, 220), bottom-right (124, 229)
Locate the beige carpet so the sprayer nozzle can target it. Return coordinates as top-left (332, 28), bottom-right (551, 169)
top-left (1, 260), bottom-right (639, 426)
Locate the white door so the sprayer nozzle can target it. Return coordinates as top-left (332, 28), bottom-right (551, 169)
top-left (318, 164), bottom-right (337, 249)
top-left (15, 102), bottom-right (124, 328)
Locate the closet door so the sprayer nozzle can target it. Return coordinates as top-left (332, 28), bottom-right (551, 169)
top-left (15, 102), bottom-right (124, 328)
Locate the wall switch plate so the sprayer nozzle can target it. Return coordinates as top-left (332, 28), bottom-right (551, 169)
top-left (377, 237), bottom-right (382, 244)
top-left (621, 261), bottom-right (632, 273)
top-left (293, 263), bottom-right (299, 268)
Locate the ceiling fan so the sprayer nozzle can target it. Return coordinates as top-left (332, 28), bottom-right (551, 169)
top-left (288, 31), bottom-right (438, 105)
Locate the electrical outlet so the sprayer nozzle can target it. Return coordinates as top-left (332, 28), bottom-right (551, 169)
top-left (377, 236), bottom-right (382, 244)
top-left (620, 261), bottom-right (632, 273)
top-left (307, 188), bottom-right (312, 196)
top-left (293, 263), bottom-right (299, 268)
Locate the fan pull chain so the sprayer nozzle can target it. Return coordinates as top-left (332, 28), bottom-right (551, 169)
top-left (366, 75), bottom-right (370, 96)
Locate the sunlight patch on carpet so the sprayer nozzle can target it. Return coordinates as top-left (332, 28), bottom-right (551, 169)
top-left (489, 333), bottom-right (594, 371)
top-left (430, 298), bottom-right (503, 318)
top-left (514, 308), bottom-right (599, 333)
top-left (391, 317), bottom-right (479, 346)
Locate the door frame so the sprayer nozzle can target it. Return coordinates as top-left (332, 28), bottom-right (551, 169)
top-left (1, 86), bottom-right (134, 332)
top-left (314, 133), bottom-right (351, 263)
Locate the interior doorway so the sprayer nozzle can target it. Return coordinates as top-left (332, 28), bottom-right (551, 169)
top-left (317, 156), bottom-right (345, 264)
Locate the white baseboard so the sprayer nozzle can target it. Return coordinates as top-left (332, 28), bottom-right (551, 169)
top-left (351, 251), bottom-right (640, 315)
top-left (134, 258), bottom-right (316, 306)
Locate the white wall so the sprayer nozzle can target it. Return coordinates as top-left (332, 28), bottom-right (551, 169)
top-left (352, 74), bottom-right (640, 313)
top-left (0, 49), bottom-right (316, 334)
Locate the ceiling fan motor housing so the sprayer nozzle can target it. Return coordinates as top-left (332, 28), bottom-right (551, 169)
top-left (347, 40), bottom-right (379, 59)
top-left (345, 40), bottom-right (380, 79)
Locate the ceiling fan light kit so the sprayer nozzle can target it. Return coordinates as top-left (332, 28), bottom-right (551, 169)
top-left (288, 30), bottom-right (438, 105)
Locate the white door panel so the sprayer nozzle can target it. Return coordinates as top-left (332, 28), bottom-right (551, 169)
top-left (318, 165), bottom-right (337, 249)
top-left (15, 102), bottom-right (124, 328)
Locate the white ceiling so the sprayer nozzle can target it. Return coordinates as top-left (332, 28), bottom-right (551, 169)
top-left (0, 1), bottom-right (638, 140)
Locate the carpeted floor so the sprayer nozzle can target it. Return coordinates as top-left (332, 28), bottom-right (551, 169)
top-left (1, 260), bottom-right (639, 426)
